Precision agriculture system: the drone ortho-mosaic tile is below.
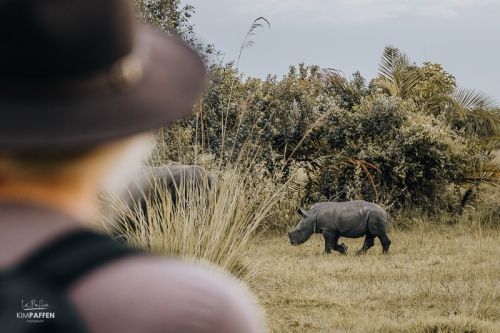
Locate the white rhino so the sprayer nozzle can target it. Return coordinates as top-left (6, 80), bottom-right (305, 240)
top-left (288, 201), bottom-right (391, 255)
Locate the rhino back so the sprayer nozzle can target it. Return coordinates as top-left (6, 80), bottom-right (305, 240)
top-left (317, 201), bottom-right (388, 238)
top-left (181, 165), bottom-right (213, 185)
top-left (126, 164), bottom-right (215, 207)
top-left (124, 167), bottom-right (163, 207)
top-left (157, 164), bottom-right (207, 187)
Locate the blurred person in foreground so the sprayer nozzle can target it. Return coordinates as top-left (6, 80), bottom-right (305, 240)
top-left (0, 1), bottom-right (262, 332)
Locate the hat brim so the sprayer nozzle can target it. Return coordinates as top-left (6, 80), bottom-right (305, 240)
top-left (0, 25), bottom-right (207, 150)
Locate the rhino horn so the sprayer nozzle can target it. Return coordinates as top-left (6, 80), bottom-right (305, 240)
top-left (297, 208), bottom-right (307, 217)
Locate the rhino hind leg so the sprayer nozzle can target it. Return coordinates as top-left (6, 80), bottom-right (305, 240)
top-left (357, 233), bottom-right (375, 255)
top-left (378, 233), bottom-right (391, 254)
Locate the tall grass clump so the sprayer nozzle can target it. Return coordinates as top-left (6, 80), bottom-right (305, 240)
top-left (99, 153), bottom-right (287, 278)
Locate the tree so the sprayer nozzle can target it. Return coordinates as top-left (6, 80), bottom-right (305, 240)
top-left (411, 62), bottom-right (456, 110)
top-left (371, 46), bottom-right (500, 204)
top-left (371, 46), bottom-right (421, 102)
top-left (134, 0), bottom-right (218, 57)
top-left (372, 46), bottom-right (497, 125)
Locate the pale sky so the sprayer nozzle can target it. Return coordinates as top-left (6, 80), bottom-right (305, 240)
top-left (182, 0), bottom-right (500, 103)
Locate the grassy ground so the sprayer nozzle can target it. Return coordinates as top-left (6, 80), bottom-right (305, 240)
top-left (244, 225), bottom-right (500, 332)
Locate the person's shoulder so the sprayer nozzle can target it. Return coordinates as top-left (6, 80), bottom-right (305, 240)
top-left (68, 254), bottom-right (262, 333)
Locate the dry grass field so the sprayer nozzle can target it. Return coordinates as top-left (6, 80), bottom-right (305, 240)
top-left (244, 224), bottom-right (500, 332)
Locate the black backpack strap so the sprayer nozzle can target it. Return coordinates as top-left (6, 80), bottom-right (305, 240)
top-left (13, 229), bottom-right (139, 289)
top-left (0, 229), bottom-right (139, 333)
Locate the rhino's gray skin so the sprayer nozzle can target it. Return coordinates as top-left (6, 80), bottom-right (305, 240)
top-left (288, 201), bottom-right (391, 255)
top-left (125, 162), bottom-right (217, 210)
top-left (105, 162), bottom-right (217, 238)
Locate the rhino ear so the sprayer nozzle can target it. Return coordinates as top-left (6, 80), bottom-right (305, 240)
top-left (297, 208), bottom-right (307, 217)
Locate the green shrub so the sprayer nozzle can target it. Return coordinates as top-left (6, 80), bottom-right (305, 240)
top-left (157, 63), bottom-right (336, 179)
top-left (316, 94), bottom-right (470, 208)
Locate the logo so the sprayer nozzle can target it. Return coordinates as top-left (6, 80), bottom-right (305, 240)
top-left (17, 299), bottom-right (55, 323)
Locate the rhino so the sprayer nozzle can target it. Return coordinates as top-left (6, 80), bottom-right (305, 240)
top-left (288, 200), bottom-right (391, 255)
top-left (124, 162), bottom-right (217, 210)
top-left (103, 162), bottom-right (217, 237)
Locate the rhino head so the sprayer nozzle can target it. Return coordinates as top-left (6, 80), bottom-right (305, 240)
top-left (288, 208), bottom-right (316, 246)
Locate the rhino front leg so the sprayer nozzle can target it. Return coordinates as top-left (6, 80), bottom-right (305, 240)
top-left (334, 242), bottom-right (348, 254)
top-left (322, 231), bottom-right (335, 254)
top-left (378, 233), bottom-right (392, 254)
top-left (323, 231), bottom-right (347, 254)
top-left (357, 233), bottom-right (375, 255)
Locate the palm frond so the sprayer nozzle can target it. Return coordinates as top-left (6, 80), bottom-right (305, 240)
top-left (401, 66), bottom-right (423, 101)
top-left (372, 76), bottom-right (399, 97)
top-left (374, 45), bottom-right (417, 99)
top-left (461, 113), bottom-right (500, 150)
top-left (461, 158), bottom-right (500, 187)
top-left (453, 87), bottom-right (497, 111)
top-left (429, 87), bottom-right (498, 122)
top-left (378, 45), bottom-right (402, 80)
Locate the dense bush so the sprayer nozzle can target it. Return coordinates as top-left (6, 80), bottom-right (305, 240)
top-left (157, 63), bottom-right (336, 177)
top-left (315, 94), bottom-right (470, 207)
top-left (156, 63), bottom-right (483, 210)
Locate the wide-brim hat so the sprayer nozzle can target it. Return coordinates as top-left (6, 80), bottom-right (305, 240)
top-left (0, 0), bottom-right (207, 150)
